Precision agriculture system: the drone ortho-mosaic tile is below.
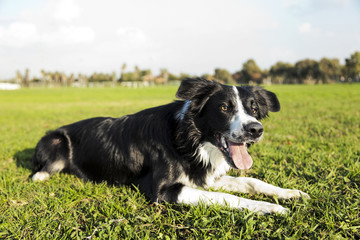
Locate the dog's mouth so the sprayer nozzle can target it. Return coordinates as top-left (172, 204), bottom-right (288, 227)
top-left (216, 134), bottom-right (253, 170)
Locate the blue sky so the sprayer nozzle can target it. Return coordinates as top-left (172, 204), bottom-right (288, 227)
top-left (0, 0), bottom-right (359, 79)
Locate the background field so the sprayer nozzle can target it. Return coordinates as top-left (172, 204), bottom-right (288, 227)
top-left (0, 84), bottom-right (359, 239)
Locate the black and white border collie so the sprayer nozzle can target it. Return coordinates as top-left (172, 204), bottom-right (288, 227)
top-left (32, 78), bottom-right (309, 214)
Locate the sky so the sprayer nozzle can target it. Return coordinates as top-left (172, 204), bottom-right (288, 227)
top-left (0, 0), bottom-right (359, 80)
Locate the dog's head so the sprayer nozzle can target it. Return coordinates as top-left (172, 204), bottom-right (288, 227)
top-left (176, 78), bottom-right (280, 170)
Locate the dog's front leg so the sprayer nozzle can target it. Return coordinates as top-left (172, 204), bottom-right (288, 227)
top-left (211, 176), bottom-right (310, 199)
top-left (177, 186), bottom-right (289, 214)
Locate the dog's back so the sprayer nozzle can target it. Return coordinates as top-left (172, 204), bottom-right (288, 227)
top-left (32, 103), bottom-right (185, 194)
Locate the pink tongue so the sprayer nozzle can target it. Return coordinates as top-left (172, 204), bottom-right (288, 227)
top-left (228, 142), bottom-right (253, 170)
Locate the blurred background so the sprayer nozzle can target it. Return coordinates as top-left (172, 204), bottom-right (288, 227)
top-left (0, 0), bottom-right (359, 88)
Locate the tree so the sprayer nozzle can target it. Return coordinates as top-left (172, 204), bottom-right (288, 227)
top-left (121, 72), bottom-right (135, 82)
top-left (53, 72), bottom-right (61, 84)
top-left (160, 69), bottom-right (169, 84)
top-left (141, 70), bottom-right (154, 83)
top-left (214, 68), bottom-right (235, 84)
top-left (78, 73), bottom-right (88, 87)
top-left (345, 51), bottom-right (360, 82)
top-left (112, 71), bottom-right (117, 87)
top-left (120, 63), bottom-right (126, 82)
top-left (269, 62), bottom-right (296, 84)
top-left (40, 69), bottom-right (46, 84)
top-left (201, 73), bottom-right (215, 81)
top-left (318, 58), bottom-right (341, 83)
top-left (294, 59), bottom-right (320, 84)
top-left (179, 73), bottom-right (192, 81)
top-left (89, 72), bottom-right (113, 82)
top-left (15, 70), bottom-right (22, 85)
top-left (233, 59), bottom-right (263, 84)
top-left (168, 73), bottom-right (179, 81)
top-left (134, 66), bottom-right (141, 82)
top-left (68, 73), bottom-right (75, 86)
top-left (23, 69), bottom-right (30, 88)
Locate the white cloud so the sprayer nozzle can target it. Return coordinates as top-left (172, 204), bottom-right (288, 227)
top-left (0, 23), bottom-right (95, 47)
top-left (283, 0), bottom-right (309, 8)
top-left (283, 0), bottom-right (351, 14)
top-left (41, 26), bottom-right (95, 46)
top-left (313, 0), bottom-right (350, 9)
top-left (53, 0), bottom-right (81, 22)
top-left (0, 22), bottom-right (38, 47)
top-left (116, 27), bottom-right (147, 43)
top-left (299, 22), bottom-right (312, 34)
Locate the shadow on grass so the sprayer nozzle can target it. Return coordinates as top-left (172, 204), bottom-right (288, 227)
top-left (14, 148), bottom-right (34, 172)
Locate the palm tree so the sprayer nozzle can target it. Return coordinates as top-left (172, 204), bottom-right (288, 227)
top-left (112, 71), bottom-right (117, 87)
top-left (23, 69), bottom-right (30, 88)
top-left (120, 63), bottom-right (126, 82)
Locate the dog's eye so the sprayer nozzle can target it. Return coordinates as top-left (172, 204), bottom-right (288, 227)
top-left (220, 105), bottom-right (228, 112)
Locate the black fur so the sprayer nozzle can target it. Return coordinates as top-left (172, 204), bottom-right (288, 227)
top-left (243, 86), bottom-right (280, 118)
top-left (32, 78), bottom-right (280, 203)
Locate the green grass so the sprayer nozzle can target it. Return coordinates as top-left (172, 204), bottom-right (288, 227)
top-left (0, 84), bottom-right (359, 239)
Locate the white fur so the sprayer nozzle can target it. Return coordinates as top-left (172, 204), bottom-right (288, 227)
top-left (177, 186), bottom-right (289, 215)
top-left (50, 160), bottom-right (65, 173)
top-left (32, 172), bottom-right (50, 182)
top-left (230, 86), bottom-right (261, 137)
top-left (178, 141), bottom-right (230, 187)
top-left (177, 172), bottom-right (198, 188)
top-left (197, 141), bottom-right (225, 167)
top-left (205, 161), bottom-right (230, 187)
top-left (210, 176), bottom-right (310, 199)
top-left (32, 160), bottom-right (65, 182)
top-left (176, 100), bottom-right (191, 121)
top-left (176, 175), bottom-right (309, 214)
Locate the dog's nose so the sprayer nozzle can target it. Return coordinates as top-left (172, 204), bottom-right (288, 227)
top-left (244, 122), bottom-right (263, 138)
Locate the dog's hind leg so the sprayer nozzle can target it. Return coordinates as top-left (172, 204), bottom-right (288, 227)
top-left (32, 131), bottom-right (71, 182)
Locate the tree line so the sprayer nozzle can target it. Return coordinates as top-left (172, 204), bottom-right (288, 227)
top-left (213, 51), bottom-right (360, 85)
top-left (14, 51), bottom-right (360, 87)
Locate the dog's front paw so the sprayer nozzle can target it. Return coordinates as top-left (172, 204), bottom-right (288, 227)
top-left (255, 203), bottom-right (289, 215)
top-left (278, 189), bottom-right (310, 200)
top-left (242, 199), bottom-right (289, 215)
top-left (32, 171), bottom-right (50, 182)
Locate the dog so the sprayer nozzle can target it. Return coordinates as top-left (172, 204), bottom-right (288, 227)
top-left (32, 78), bottom-right (309, 214)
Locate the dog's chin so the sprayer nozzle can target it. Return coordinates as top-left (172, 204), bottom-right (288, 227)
top-left (214, 134), bottom-right (259, 170)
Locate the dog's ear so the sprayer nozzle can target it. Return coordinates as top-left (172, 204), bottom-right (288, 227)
top-left (244, 86), bottom-right (280, 118)
top-left (176, 78), bottom-right (218, 100)
top-left (176, 78), bottom-right (221, 113)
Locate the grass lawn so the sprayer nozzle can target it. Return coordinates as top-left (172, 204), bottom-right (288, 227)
top-left (0, 84), bottom-right (359, 239)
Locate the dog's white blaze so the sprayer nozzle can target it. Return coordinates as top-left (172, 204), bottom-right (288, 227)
top-left (32, 171), bottom-right (50, 182)
top-left (176, 100), bottom-right (191, 121)
top-left (230, 86), bottom-right (261, 136)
